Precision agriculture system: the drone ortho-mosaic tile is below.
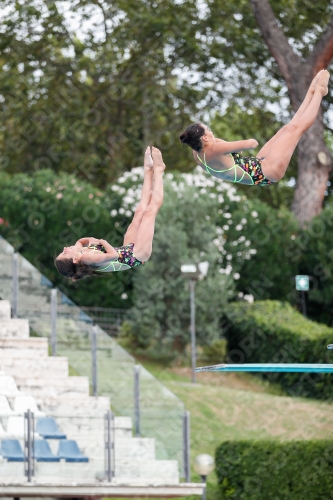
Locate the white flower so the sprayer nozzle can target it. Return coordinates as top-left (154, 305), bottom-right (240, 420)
top-left (110, 209), bottom-right (117, 217)
top-left (234, 273), bottom-right (240, 280)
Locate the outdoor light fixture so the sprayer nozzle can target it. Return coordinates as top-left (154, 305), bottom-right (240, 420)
top-left (181, 261), bottom-right (209, 383)
top-left (194, 454), bottom-right (215, 500)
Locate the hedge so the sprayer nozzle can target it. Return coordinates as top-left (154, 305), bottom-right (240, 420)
top-left (215, 440), bottom-right (333, 500)
top-left (224, 300), bottom-right (333, 399)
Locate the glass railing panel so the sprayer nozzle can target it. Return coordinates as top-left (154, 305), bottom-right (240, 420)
top-left (0, 236), bottom-right (185, 472)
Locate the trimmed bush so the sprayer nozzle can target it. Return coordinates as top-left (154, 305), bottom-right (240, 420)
top-left (202, 339), bottom-right (227, 364)
top-left (224, 300), bottom-right (333, 399)
top-left (216, 440), bottom-right (333, 500)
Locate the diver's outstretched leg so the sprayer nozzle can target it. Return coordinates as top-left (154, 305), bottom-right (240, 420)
top-left (259, 70), bottom-right (329, 182)
top-left (123, 147), bottom-right (154, 246)
top-left (257, 70), bottom-right (324, 160)
top-left (132, 147), bottom-right (165, 262)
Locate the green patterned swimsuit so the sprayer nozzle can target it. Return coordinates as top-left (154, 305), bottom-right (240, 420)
top-left (196, 152), bottom-right (274, 186)
top-left (88, 243), bottom-right (144, 272)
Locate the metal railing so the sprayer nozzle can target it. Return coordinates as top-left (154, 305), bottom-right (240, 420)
top-left (79, 306), bottom-right (129, 337)
top-left (0, 237), bottom-right (189, 476)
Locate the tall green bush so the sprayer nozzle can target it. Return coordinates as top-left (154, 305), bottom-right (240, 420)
top-left (224, 300), bottom-right (333, 399)
top-left (215, 440), bottom-right (333, 500)
top-left (0, 170), bottom-right (132, 308)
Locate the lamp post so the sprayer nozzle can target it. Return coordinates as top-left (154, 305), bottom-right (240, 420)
top-left (295, 275), bottom-right (309, 317)
top-left (181, 262), bottom-right (209, 384)
top-left (194, 454), bottom-right (215, 500)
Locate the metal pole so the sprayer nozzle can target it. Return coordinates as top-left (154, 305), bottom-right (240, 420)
top-left (200, 475), bottom-right (207, 500)
top-left (190, 279), bottom-right (196, 383)
top-left (134, 364), bottom-right (140, 437)
top-left (104, 410), bottom-right (115, 481)
top-left (24, 409), bottom-right (34, 482)
top-left (182, 410), bottom-right (190, 482)
top-left (51, 288), bottom-right (57, 356)
top-left (12, 253), bottom-right (18, 318)
top-left (92, 324), bottom-right (98, 397)
top-left (301, 290), bottom-right (307, 317)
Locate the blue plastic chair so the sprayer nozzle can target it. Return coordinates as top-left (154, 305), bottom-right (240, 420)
top-left (0, 439), bottom-right (24, 462)
top-left (36, 418), bottom-right (66, 439)
top-left (58, 440), bottom-right (89, 463)
top-left (34, 440), bottom-right (60, 462)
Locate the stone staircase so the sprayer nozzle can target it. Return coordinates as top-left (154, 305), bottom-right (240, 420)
top-left (0, 300), bottom-right (179, 485)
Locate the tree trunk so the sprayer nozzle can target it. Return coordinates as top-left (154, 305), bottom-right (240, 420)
top-left (289, 78), bottom-right (333, 226)
top-left (292, 117), bottom-right (332, 226)
top-left (249, 0), bottom-right (333, 225)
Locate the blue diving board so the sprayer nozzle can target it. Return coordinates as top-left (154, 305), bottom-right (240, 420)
top-left (196, 363), bottom-right (333, 373)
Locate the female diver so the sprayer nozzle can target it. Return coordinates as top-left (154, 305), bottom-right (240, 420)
top-left (55, 146), bottom-right (165, 281)
top-left (179, 70), bottom-right (330, 186)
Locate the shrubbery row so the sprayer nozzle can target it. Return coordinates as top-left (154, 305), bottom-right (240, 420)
top-left (224, 300), bottom-right (333, 399)
top-left (215, 440), bottom-right (333, 500)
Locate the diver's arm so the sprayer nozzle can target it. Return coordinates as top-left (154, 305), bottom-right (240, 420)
top-left (74, 237), bottom-right (93, 248)
top-left (95, 239), bottom-right (117, 254)
top-left (81, 244), bottom-right (119, 266)
top-left (212, 139), bottom-right (258, 153)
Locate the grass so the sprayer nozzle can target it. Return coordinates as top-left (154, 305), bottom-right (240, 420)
top-left (61, 341), bottom-right (333, 500)
top-left (136, 358), bottom-right (333, 500)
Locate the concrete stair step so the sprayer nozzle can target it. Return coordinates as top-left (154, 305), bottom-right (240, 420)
top-left (114, 416), bottom-right (133, 438)
top-left (0, 337), bottom-right (48, 351)
top-left (114, 437), bottom-right (155, 461)
top-left (38, 395), bottom-right (110, 416)
top-left (0, 348), bottom-right (48, 359)
top-left (16, 376), bottom-right (89, 398)
top-left (0, 301), bottom-right (11, 320)
top-left (115, 460), bottom-right (179, 484)
top-left (0, 319), bottom-right (29, 339)
top-left (2, 357), bottom-right (68, 379)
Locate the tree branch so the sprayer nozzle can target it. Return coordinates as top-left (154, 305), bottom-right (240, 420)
top-left (307, 15), bottom-right (333, 75)
top-left (249, 0), bottom-right (301, 89)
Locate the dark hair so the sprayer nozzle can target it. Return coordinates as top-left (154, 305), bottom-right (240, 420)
top-left (179, 123), bottom-right (205, 152)
top-left (54, 257), bottom-right (104, 282)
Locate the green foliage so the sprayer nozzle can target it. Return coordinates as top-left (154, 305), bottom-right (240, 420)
top-left (215, 440), bottom-right (333, 500)
top-left (296, 205), bottom-right (333, 325)
top-left (220, 198), bottom-right (300, 304)
top-left (0, 169), bottom-right (133, 308)
top-left (202, 339), bottom-right (227, 364)
top-left (224, 300), bottom-right (333, 399)
top-left (126, 171), bottom-right (237, 355)
top-left (0, 0), bottom-right (203, 185)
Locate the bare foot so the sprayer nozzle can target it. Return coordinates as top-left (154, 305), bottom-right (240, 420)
top-left (144, 146), bottom-right (153, 170)
top-left (317, 70), bottom-right (330, 96)
top-left (310, 70), bottom-right (323, 93)
top-left (151, 146), bottom-right (166, 172)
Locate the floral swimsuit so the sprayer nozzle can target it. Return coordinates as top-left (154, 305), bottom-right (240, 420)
top-left (88, 243), bottom-right (144, 272)
top-left (196, 152), bottom-right (275, 186)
